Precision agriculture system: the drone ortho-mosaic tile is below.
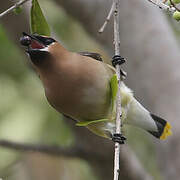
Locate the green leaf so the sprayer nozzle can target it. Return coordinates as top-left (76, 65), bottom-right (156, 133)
top-left (110, 74), bottom-right (118, 110)
top-left (76, 119), bottom-right (108, 127)
top-left (13, 7), bottom-right (23, 15)
top-left (31, 0), bottom-right (51, 36)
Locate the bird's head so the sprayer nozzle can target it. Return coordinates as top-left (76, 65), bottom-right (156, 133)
top-left (20, 32), bottom-right (57, 66)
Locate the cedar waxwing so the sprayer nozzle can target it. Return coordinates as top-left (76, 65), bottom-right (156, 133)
top-left (20, 32), bottom-right (172, 142)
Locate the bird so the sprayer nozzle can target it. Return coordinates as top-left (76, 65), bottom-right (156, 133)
top-left (20, 32), bottom-right (172, 142)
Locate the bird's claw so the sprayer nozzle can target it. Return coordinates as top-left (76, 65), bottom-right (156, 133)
top-left (112, 55), bottom-right (126, 67)
top-left (120, 69), bottom-right (127, 80)
top-left (112, 133), bottom-right (127, 144)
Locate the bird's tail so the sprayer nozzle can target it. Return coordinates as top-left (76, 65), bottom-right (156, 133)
top-left (125, 98), bottom-right (172, 140)
top-left (148, 114), bottom-right (172, 140)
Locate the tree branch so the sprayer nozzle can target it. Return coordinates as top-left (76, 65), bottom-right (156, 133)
top-left (169, 0), bottom-right (180, 12)
top-left (113, 0), bottom-right (122, 180)
top-left (0, 138), bottom-right (152, 179)
top-left (147, 0), bottom-right (175, 12)
top-left (99, 3), bottom-right (114, 33)
top-left (0, 139), bottom-right (98, 160)
top-left (0, 0), bottom-right (30, 18)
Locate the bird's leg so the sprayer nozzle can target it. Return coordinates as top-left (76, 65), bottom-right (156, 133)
top-left (112, 55), bottom-right (126, 67)
top-left (111, 55), bottom-right (126, 144)
top-left (112, 133), bottom-right (127, 144)
top-left (112, 55), bottom-right (126, 80)
top-left (120, 69), bottom-right (127, 80)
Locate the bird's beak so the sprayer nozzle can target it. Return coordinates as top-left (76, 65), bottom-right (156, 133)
top-left (20, 32), bottom-right (51, 65)
top-left (20, 32), bottom-right (49, 50)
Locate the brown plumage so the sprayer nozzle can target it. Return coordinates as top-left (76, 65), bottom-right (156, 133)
top-left (20, 33), bottom-right (172, 140)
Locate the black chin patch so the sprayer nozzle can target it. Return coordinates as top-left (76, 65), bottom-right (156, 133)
top-left (26, 49), bottom-right (51, 65)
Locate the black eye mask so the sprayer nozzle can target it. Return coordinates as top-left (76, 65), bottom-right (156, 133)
top-left (32, 35), bottom-right (56, 46)
top-left (20, 32), bottom-right (56, 49)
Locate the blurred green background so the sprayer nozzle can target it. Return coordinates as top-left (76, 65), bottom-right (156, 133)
top-left (0, 0), bottom-right (177, 180)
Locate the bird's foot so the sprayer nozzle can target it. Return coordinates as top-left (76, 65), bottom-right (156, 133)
top-left (120, 69), bottom-right (127, 80)
top-left (112, 133), bottom-right (126, 144)
top-left (112, 55), bottom-right (126, 67)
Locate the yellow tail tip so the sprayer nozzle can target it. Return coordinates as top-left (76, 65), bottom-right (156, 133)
top-left (160, 122), bottom-right (172, 140)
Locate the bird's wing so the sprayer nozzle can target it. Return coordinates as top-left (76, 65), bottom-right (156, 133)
top-left (78, 52), bottom-right (103, 62)
top-left (78, 51), bottom-right (126, 79)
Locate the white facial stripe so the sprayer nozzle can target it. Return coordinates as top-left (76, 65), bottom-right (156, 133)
top-left (39, 46), bottom-right (49, 52)
top-left (38, 42), bottom-right (55, 52)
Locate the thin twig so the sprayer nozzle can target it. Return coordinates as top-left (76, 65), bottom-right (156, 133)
top-left (0, 0), bottom-right (30, 18)
top-left (113, 0), bottom-right (122, 180)
top-left (147, 0), bottom-right (176, 12)
top-left (169, 0), bottom-right (180, 11)
top-left (98, 3), bottom-right (114, 33)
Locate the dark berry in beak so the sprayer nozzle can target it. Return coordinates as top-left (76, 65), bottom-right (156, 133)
top-left (20, 36), bottom-right (31, 46)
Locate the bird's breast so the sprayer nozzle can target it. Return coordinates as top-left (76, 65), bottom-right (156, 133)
top-left (41, 64), bottom-right (112, 121)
